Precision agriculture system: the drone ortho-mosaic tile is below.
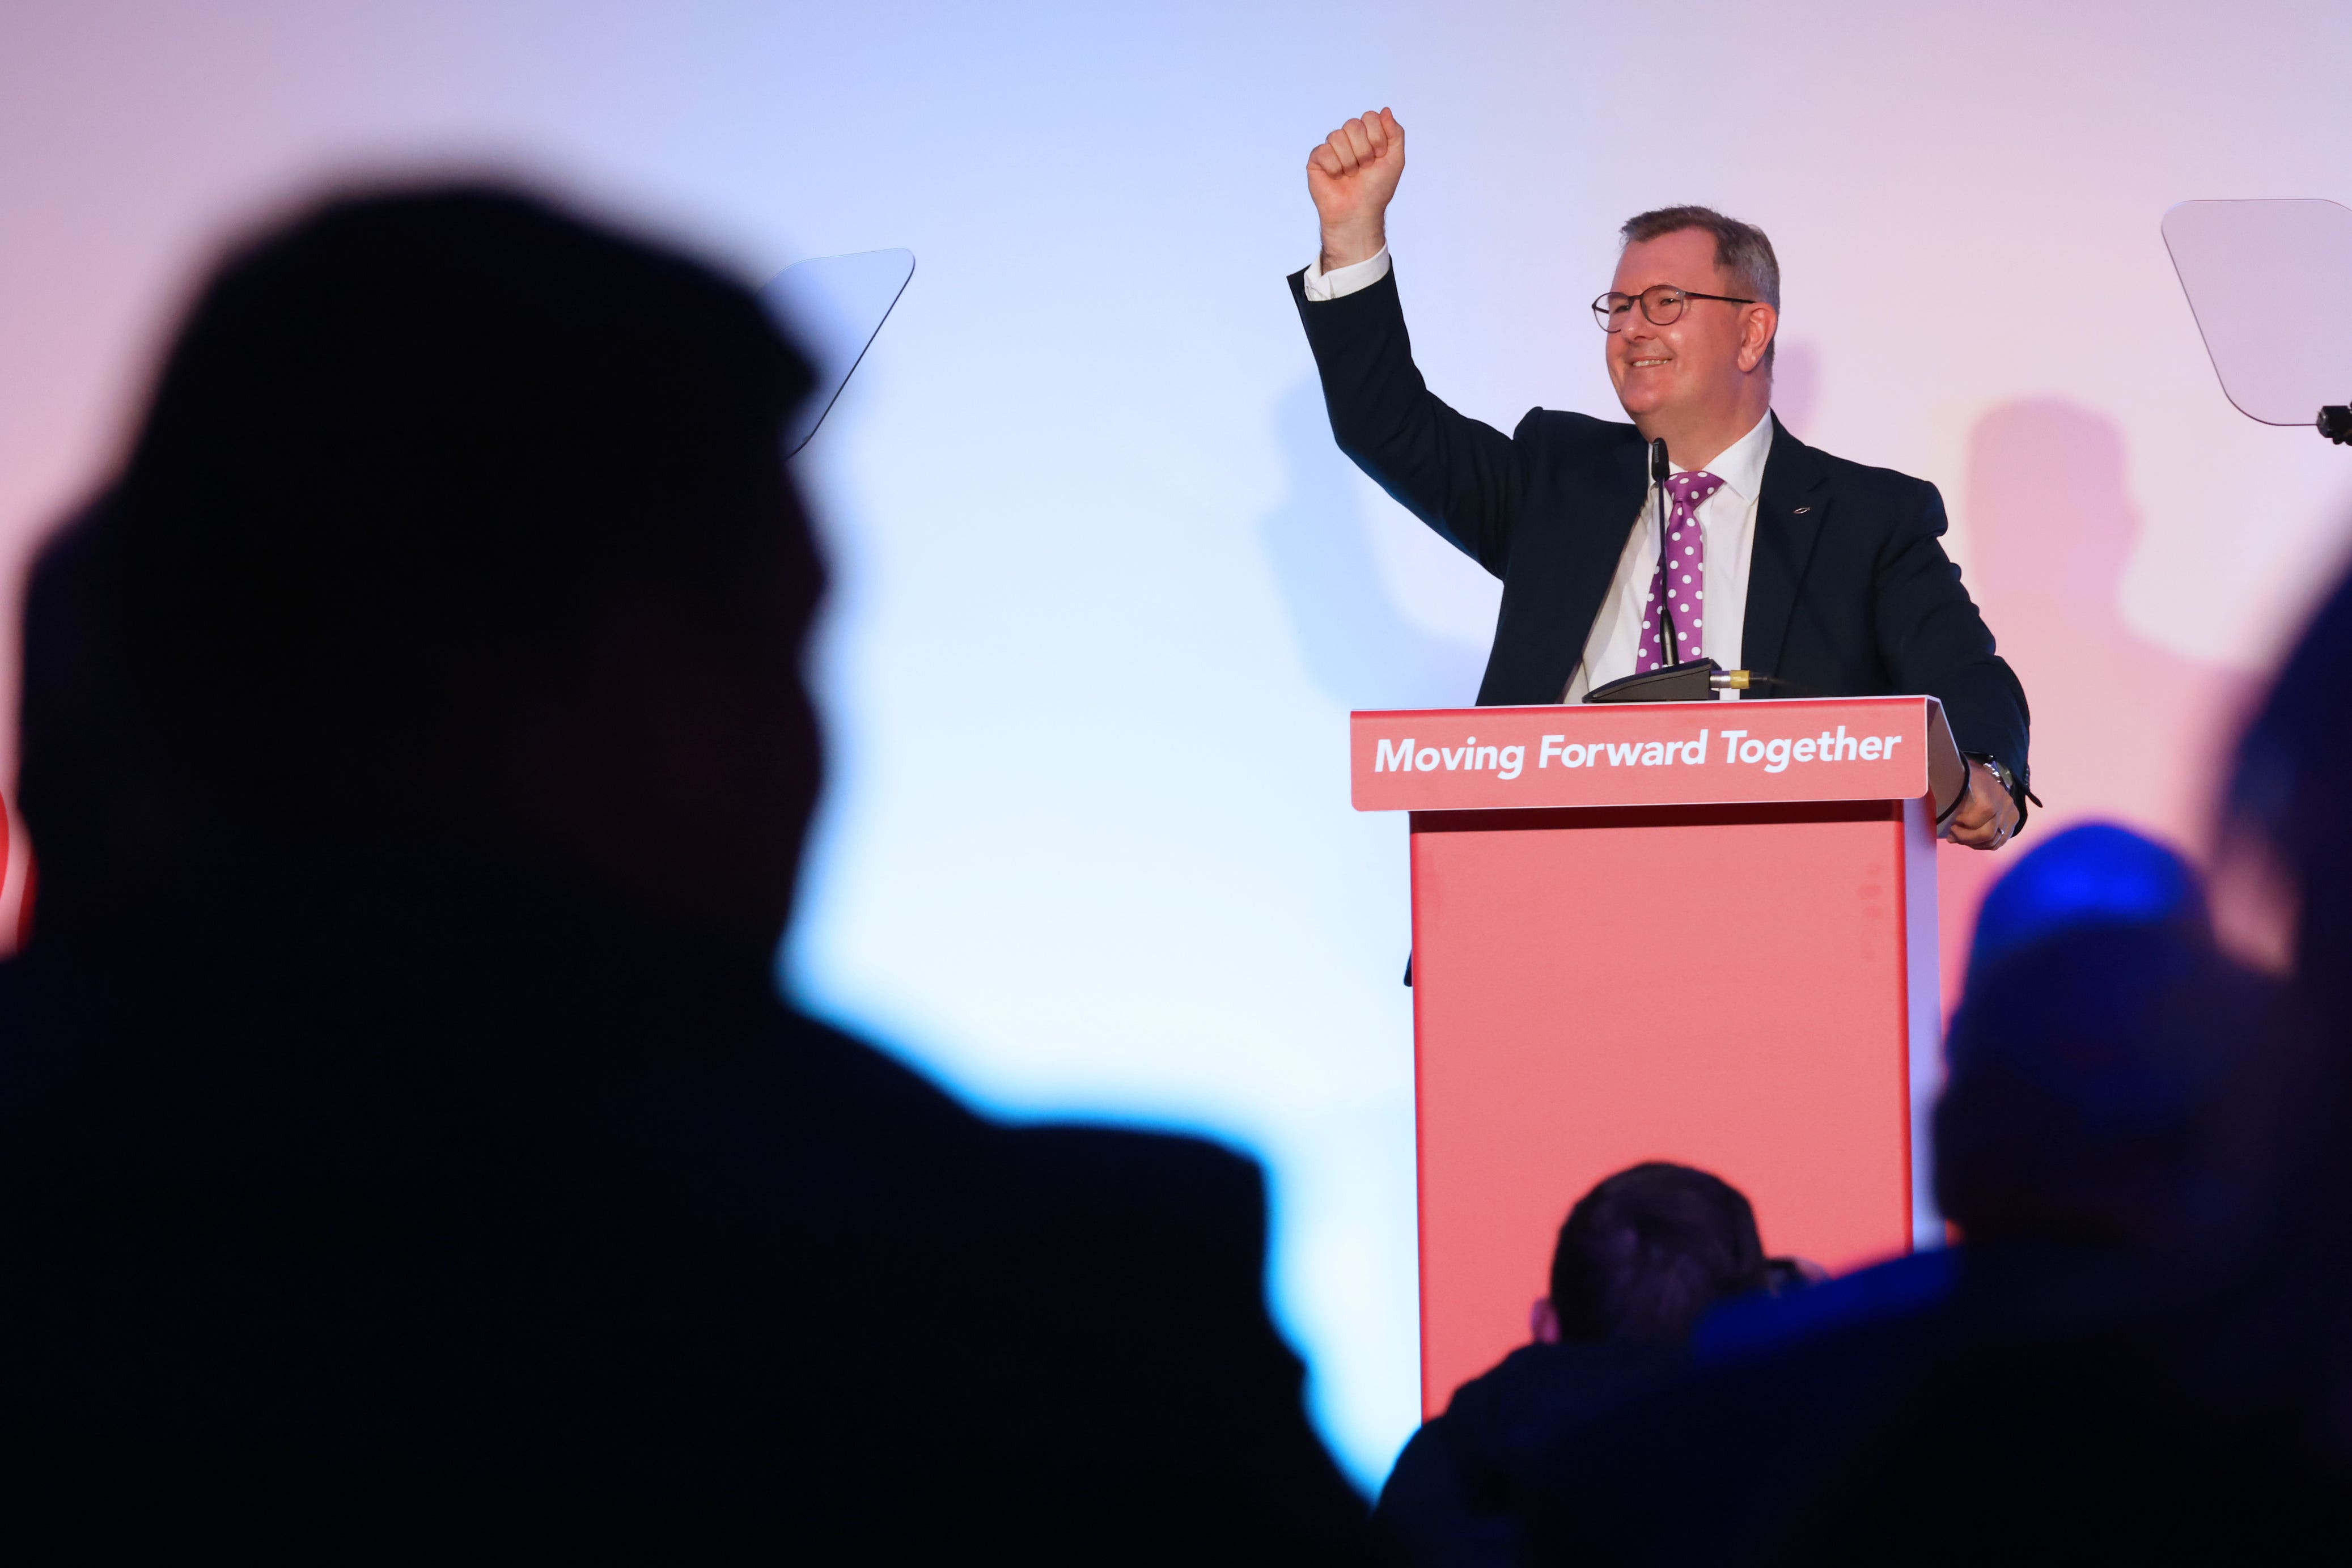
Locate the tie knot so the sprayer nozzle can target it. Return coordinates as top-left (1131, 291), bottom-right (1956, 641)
top-left (1665, 470), bottom-right (1723, 504)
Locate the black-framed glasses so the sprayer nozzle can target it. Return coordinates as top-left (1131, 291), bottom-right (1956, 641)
top-left (1591, 283), bottom-right (1756, 331)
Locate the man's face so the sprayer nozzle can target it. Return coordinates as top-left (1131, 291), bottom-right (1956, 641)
top-left (1604, 228), bottom-right (1768, 425)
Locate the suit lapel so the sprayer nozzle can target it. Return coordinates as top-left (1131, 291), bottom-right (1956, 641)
top-left (1548, 433), bottom-right (1651, 688)
top-left (1742, 415), bottom-right (1830, 679)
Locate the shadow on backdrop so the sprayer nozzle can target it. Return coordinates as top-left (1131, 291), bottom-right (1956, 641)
top-left (1936, 397), bottom-right (2258, 1011)
top-left (1259, 379), bottom-right (1489, 710)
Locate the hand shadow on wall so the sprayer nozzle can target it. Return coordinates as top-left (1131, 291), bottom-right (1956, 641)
top-left (1935, 397), bottom-right (2258, 1008)
top-left (1258, 380), bottom-right (1491, 710)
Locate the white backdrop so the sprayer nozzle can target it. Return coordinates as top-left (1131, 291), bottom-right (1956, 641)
top-left (6, 0), bottom-right (2352, 1485)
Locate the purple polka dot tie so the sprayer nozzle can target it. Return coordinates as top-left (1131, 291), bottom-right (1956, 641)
top-left (1635, 469), bottom-right (1719, 672)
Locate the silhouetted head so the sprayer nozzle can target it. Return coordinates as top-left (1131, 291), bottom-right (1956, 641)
top-left (1969, 822), bottom-right (2207, 974)
top-left (93, 184), bottom-right (821, 949)
top-left (2232, 563), bottom-right (2352, 1024)
top-left (1537, 1162), bottom-right (1768, 1346)
top-left (1940, 827), bottom-right (2283, 1252)
top-left (1962, 398), bottom-right (2138, 605)
top-left (14, 493), bottom-right (176, 935)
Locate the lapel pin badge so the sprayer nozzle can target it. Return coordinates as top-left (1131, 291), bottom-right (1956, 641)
top-left (1794, 506), bottom-right (1812, 514)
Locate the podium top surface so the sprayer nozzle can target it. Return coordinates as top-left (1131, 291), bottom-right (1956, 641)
top-left (1350, 695), bottom-right (1963, 815)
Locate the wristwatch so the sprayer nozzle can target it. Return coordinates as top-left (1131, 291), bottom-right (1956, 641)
top-left (1963, 752), bottom-right (2029, 835)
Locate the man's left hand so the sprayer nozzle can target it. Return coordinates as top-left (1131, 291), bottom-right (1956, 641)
top-left (1944, 760), bottom-right (2020, 850)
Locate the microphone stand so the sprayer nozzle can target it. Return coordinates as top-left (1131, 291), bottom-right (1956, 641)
top-left (1651, 437), bottom-right (1679, 666)
top-left (1592, 434), bottom-right (1810, 704)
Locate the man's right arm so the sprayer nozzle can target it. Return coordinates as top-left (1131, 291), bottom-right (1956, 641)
top-left (1302, 245), bottom-right (1392, 304)
top-left (1295, 111), bottom-right (1525, 578)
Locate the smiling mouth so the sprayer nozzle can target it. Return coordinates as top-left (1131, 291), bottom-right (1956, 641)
top-left (1629, 357), bottom-right (1672, 368)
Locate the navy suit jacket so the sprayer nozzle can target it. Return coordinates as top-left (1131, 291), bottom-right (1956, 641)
top-left (1290, 265), bottom-right (2030, 786)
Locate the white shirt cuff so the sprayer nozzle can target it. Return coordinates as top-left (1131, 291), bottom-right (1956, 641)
top-left (1302, 245), bottom-right (1392, 302)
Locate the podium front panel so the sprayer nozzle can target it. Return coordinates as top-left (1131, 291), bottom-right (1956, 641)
top-left (1407, 796), bottom-right (1935, 1415)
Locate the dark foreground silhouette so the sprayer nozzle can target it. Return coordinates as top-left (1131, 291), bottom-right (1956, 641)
top-left (1511, 824), bottom-right (2343, 1562)
top-left (1376, 1162), bottom-right (1771, 1566)
top-left (0, 188), bottom-right (1372, 1561)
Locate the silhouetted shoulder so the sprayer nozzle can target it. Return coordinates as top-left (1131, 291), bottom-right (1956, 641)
top-left (741, 1011), bottom-right (1277, 1311)
top-left (774, 1008), bottom-right (997, 1131)
top-left (768, 1010), bottom-right (1269, 1246)
top-left (1008, 1122), bottom-right (1270, 1290)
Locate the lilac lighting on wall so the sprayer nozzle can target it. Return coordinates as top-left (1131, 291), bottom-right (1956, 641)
top-left (6, 0), bottom-right (2352, 1488)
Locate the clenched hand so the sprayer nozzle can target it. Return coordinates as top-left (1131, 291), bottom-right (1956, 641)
top-left (1307, 108), bottom-right (1405, 274)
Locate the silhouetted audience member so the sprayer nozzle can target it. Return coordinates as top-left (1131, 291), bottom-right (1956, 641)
top-left (1762, 799), bottom-right (2352, 1556)
top-left (1374, 1163), bottom-right (1767, 1566)
top-left (1761, 1256), bottom-right (1826, 1296)
top-left (2205, 566), bottom-right (2352, 1464)
top-left (1510, 824), bottom-right (2306, 1563)
top-left (1540, 1162), bottom-right (1770, 1344)
top-left (1926, 821), bottom-right (2281, 1265)
top-left (1939, 930), bottom-right (2277, 1260)
top-left (1820, 565), bottom-right (2352, 1553)
top-left (11, 491), bottom-right (179, 940)
top-left (0, 188), bottom-right (1374, 1560)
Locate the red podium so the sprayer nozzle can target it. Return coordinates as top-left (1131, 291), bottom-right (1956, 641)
top-left (1351, 697), bottom-right (1968, 1415)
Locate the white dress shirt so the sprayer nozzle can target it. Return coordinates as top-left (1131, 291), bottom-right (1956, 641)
top-left (1300, 245), bottom-right (1393, 302)
top-left (1302, 245), bottom-right (1773, 701)
top-left (1562, 410), bottom-right (1770, 701)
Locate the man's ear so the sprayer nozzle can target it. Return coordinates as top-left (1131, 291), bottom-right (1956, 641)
top-left (1529, 1296), bottom-right (1561, 1344)
top-left (1739, 303), bottom-right (1778, 374)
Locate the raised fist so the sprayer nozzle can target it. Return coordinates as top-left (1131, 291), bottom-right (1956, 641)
top-left (1306, 108), bottom-right (1405, 272)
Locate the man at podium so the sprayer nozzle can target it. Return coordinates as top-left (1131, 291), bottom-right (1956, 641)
top-left (1290, 109), bottom-right (2031, 849)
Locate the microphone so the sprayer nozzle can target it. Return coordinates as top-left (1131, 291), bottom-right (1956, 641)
top-left (1583, 663), bottom-right (1806, 705)
top-left (1650, 438), bottom-right (1677, 666)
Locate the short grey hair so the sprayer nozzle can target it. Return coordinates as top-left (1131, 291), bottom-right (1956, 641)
top-left (1620, 205), bottom-right (1779, 368)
